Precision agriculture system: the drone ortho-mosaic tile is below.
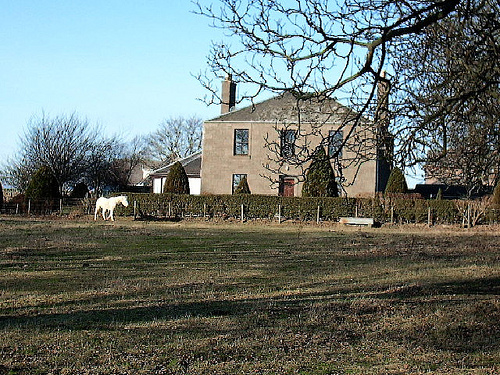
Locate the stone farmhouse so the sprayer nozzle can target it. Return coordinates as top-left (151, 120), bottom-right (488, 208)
top-left (201, 76), bottom-right (392, 197)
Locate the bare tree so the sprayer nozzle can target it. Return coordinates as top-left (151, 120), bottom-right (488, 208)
top-left (392, 0), bottom-right (500, 195)
top-left (1, 112), bottom-right (139, 195)
top-left (5, 113), bottom-right (98, 194)
top-left (108, 136), bottom-right (147, 189)
top-left (143, 116), bottom-right (203, 164)
top-left (84, 136), bottom-right (120, 195)
top-left (194, 0), bottom-right (500, 187)
top-left (2, 155), bottom-right (33, 192)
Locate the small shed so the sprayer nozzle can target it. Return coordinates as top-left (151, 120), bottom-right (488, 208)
top-left (150, 152), bottom-right (202, 195)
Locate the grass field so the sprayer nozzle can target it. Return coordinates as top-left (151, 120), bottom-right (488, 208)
top-left (1, 216), bottom-right (499, 374)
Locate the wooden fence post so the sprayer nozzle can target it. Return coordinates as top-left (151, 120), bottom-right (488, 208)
top-left (467, 202), bottom-right (471, 228)
top-left (241, 204), bottom-right (244, 223)
top-left (133, 201), bottom-right (137, 219)
top-left (28, 199), bottom-right (31, 215)
top-left (60, 199), bottom-right (63, 215)
top-left (278, 204), bottom-right (282, 224)
top-left (317, 206), bottom-right (320, 224)
top-left (427, 206), bottom-right (432, 227)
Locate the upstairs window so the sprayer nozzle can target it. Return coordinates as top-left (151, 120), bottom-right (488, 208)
top-left (234, 129), bottom-right (249, 155)
top-left (328, 130), bottom-right (343, 158)
top-left (280, 129), bottom-right (296, 158)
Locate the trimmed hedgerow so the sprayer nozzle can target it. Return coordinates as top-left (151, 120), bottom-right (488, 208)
top-left (428, 199), bottom-right (459, 224)
top-left (112, 193), bottom-right (359, 221)
top-left (109, 192), bottom-right (482, 225)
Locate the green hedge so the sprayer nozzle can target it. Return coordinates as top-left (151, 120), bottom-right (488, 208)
top-left (103, 193), bottom-right (497, 225)
top-left (109, 193), bottom-right (360, 221)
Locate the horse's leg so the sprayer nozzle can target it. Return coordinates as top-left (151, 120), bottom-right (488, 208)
top-left (94, 206), bottom-right (99, 220)
top-left (102, 208), bottom-right (108, 220)
top-left (109, 208), bottom-right (115, 221)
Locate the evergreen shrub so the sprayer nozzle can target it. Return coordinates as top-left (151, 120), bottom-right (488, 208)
top-left (71, 182), bottom-right (89, 198)
top-left (492, 181), bottom-right (500, 206)
top-left (234, 176), bottom-right (251, 194)
top-left (385, 167), bottom-right (408, 194)
top-left (302, 147), bottom-right (338, 197)
top-left (25, 166), bottom-right (60, 200)
top-left (164, 162), bottom-right (190, 194)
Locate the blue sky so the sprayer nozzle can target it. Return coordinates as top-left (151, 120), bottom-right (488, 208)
top-left (0, 1), bottom-right (423, 186)
top-left (0, 1), bottom-right (222, 161)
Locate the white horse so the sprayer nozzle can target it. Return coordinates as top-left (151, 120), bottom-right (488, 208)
top-left (94, 195), bottom-right (129, 221)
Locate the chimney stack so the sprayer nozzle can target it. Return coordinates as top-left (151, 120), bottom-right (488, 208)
top-left (376, 70), bottom-right (390, 124)
top-left (221, 74), bottom-right (236, 114)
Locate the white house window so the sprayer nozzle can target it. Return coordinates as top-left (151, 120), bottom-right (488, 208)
top-left (328, 129), bottom-right (343, 158)
top-left (234, 129), bottom-right (249, 155)
top-left (232, 173), bottom-right (247, 193)
top-left (280, 129), bottom-right (296, 158)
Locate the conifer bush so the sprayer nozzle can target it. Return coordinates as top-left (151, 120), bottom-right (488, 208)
top-left (492, 180), bottom-right (500, 206)
top-left (234, 176), bottom-right (251, 194)
top-left (436, 188), bottom-right (443, 200)
top-left (302, 146), bottom-right (338, 197)
top-left (163, 162), bottom-right (190, 194)
top-left (70, 182), bottom-right (89, 198)
top-left (25, 166), bottom-right (60, 200)
top-left (385, 167), bottom-right (408, 194)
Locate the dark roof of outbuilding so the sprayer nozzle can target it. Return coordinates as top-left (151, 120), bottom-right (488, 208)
top-left (149, 152), bottom-right (201, 178)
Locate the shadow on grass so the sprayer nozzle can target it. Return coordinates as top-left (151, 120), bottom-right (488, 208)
top-left (2, 276), bottom-right (500, 331)
top-left (0, 296), bottom-right (293, 332)
top-left (378, 276), bottom-right (500, 299)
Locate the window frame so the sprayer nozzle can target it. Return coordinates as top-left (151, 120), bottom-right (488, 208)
top-left (280, 129), bottom-right (296, 158)
top-left (328, 129), bottom-right (343, 158)
top-left (232, 173), bottom-right (247, 194)
top-left (233, 129), bottom-right (249, 155)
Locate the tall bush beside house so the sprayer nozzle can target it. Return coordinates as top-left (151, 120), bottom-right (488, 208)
top-left (0, 181), bottom-right (3, 210)
top-left (492, 180), bottom-right (500, 207)
top-left (234, 176), bottom-right (251, 194)
top-left (385, 167), bottom-right (408, 194)
top-left (302, 146), bottom-right (338, 197)
top-left (25, 166), bottom-right (60, 200)
top-left (163, 162), bottom-right (190, 194)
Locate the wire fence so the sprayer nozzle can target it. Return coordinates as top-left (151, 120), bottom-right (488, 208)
top-left (1, 198), bottom-right (90, 216)
top-left (1, 194), bottom-right (498, 227)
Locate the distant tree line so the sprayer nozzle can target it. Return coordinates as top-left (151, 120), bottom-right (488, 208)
top-left (1, 112), bottom-right (203, 199)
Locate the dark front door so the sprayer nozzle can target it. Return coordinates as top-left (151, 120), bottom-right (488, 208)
top-left (279, 177), bottom-right (295, 197)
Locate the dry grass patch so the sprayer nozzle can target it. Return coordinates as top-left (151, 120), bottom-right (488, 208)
top-left (0, 217), bottom-right (499, 374)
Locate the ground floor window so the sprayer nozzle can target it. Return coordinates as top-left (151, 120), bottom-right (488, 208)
top-left (232, 174), bottom-right (247, 194)
top-left (279, 176), bottom-right (295, 197)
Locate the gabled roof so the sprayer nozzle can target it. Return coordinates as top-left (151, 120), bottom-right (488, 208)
top-left (149, 152), bottom-right (201, 178)
top-left (207, 91), bottom-right (359, 124)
